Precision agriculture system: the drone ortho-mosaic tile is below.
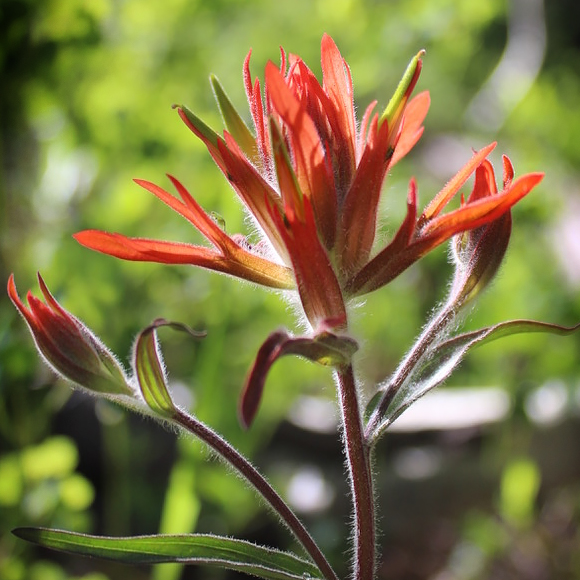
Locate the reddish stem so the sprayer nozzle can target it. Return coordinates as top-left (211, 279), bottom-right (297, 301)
top-left (364, 302), bottom-right (456, 443)
top-left (336, 365), bottom-right (375, 580)
top-left (173, 408), bottom-right (339, 580)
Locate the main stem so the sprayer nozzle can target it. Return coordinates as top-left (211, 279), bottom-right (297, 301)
top-left (173, 408), bottom-right (339, 580)
top-left (336, 365), bottom-right (375, 580)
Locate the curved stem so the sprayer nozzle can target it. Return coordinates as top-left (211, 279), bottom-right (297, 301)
top-left (172, 408), bottom-right (339, 580)
top-left (336, 365), bottom-right (375, 580)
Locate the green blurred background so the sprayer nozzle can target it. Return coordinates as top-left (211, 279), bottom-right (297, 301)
top-left (1, 0), bottom-right (580, 579)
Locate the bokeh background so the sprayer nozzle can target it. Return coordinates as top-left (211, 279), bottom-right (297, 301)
top-left (1, 0), bottom-right (580, 579)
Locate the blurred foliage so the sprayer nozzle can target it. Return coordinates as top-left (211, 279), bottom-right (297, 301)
top-left (1, 0), bottom-right (579, 579)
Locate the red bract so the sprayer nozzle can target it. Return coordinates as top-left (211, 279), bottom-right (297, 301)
top-left (449, 155), bottom-right (516, 306)
top-left (75, 175), bottom-right (295, 291)
top-left (346, 144), bottom-right (544, 295)
top-left (74, 34), bottom-right (543, 331)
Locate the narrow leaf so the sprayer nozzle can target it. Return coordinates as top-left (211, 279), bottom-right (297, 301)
top-left (13, 528), bottom-right (321, 580)
top-left (419, 143), bottom-right (497, 224)
top-left (134, 319), bottom-right (205, 418)
top-left (370, 319), bottom-right (580, 441)
top-left (434, 318), bottom-right (580, 354)
top-left (380, 50), bottom-right (424, 129)
top-left (177, 105), bottom-right (220, 148)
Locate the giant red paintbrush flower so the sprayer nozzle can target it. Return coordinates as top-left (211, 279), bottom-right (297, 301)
top-left (74, 35), bottom-right (543, 336)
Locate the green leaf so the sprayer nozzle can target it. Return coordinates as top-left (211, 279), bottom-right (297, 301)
top-left (370, 319), bottom-right (580, 440)
top-left (12, 528), bottom-right (321, 580)
top-left (438, 318), bottom-right (580, 349)
top-left (134, 318), bottom-right (205, 418)
top-left (211, 74), bottom-right (258, 162)
top-left (134, 320), bottom-right (176, 418)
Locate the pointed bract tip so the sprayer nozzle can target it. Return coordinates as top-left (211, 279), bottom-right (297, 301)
top-left (380, 49), bottom-right (426, 130)
top-left (7, 272), bottom-right (16, 295)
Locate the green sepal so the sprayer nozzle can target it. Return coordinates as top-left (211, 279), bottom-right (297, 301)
top-left (380, 50), bottom-right (424, 129)
top-left (12, 528), bottom-right (322, 580)
top-left (211, 74), bottom-right (258, 162)
top-left (178, 104), bottom-right (220, 147)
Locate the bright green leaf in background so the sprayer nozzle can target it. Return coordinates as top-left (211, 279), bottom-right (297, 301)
top-left (21, 437), bottom-right (78, 482)
top-left (59, 474), bottom-right (95, 512)
top-left (0, 456), bottom-right (23, 507)
top-left (499, 458), bottom-right (541, 529)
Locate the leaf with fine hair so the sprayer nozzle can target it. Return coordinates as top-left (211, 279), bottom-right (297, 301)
top-left (134, 318), bottom-right (206, 418)
top-left (369, 319), bottom-right (580, 442)
top-left (178, 105), bottom-right (221, 148)
top-left (12, 528), bottom-right (322, 580)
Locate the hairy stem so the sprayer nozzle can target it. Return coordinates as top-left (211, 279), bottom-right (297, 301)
top-left (336, 365), bottom-right (375, 580)
top-left (173, 408), bottom-right (339, 580)
top-left (364, 302), bottom-right (456, 442)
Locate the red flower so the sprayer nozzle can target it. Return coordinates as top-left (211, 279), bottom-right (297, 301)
top-left (74, 34), bottom-right (542, 331)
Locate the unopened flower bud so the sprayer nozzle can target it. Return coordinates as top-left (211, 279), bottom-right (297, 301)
top-left (8, 273), bottom-right (133, 397)
top-left (449, 157), bottom-right (514, 307)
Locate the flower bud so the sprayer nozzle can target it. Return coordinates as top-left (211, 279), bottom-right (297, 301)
top-left (8, 273), bottom-right (132, 396)
top-left (449, 157), bottom-right (514, 307)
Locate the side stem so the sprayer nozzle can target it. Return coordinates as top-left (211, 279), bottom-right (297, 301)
top-left (173, 408), bottom-right (339, 580)
top-left (336, 365), bottom-right (375, 580)
top-left (364, 302), bottom-right (456, 442)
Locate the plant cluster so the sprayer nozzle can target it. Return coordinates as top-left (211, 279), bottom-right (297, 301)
top-left (8, 35), bottom-right (578, 580)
